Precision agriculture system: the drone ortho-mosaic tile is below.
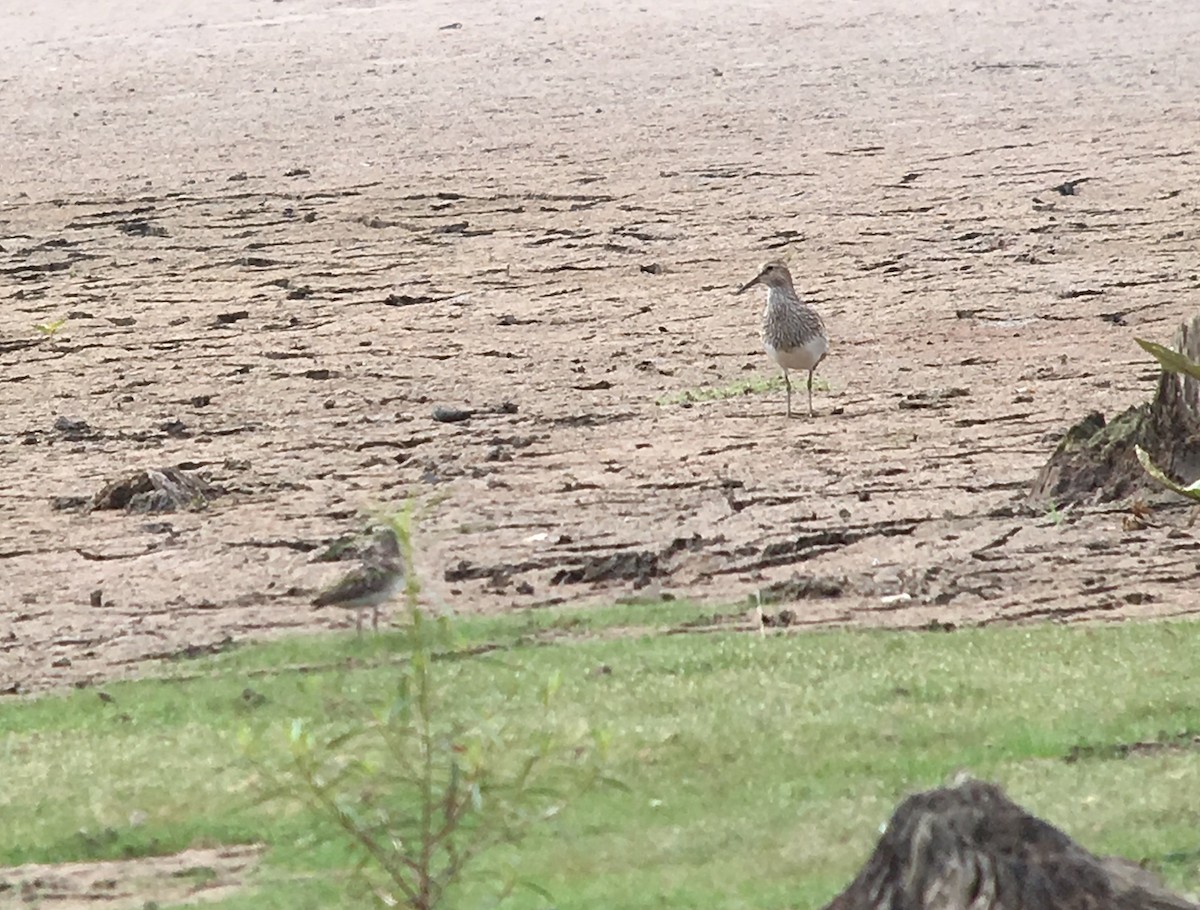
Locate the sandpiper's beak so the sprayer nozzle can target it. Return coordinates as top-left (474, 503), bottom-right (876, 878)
top-left (735, 274), bottom-right (762, 295)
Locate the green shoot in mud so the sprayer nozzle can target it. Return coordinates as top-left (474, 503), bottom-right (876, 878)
top-left (1044, 500), bottom-right (1068, 527)
top-left (34, 317), bottom-right (67, 338)
top-left (657, 374), bottom-right (831, 407)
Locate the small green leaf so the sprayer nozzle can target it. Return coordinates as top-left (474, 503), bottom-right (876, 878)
top-left (516, 878), bottom-right (556, 901)
top-left (324, 728), bottom-right (365, 751)
top-left (1135, 445), bottom-right (1200, 501)
top-left (542, 669), bottom-right (562, 707)
top-left (592, 727), bottom-right (613, 760)
top-left (1135, 337), bottom-right (1200, 381)
top-left (595, 774), bottom-right (633, 793)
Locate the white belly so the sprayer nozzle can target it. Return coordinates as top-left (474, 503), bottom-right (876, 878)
top-left (766, 335), bottom-right (828, 372)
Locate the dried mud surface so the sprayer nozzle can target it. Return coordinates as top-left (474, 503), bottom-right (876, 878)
top-left (3, 0), bottom-right (1200, 693)
top-left (0, 845), bottom-right (263, 909)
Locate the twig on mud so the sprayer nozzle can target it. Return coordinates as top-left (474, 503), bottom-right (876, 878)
top-left (75, 547), bottom-right (155, 561)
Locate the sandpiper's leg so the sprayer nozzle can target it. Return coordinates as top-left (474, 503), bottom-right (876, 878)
top-left (807, 368), bottom-right (815, 418)
top-left (372, 606), bottom-right (381, 633)
top-left (783, 369), bottom-right (792, 418)
top-left (356, 609), bottom-right (364, 637)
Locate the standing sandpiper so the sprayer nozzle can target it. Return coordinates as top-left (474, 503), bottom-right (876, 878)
top-left (312, 529), bottom-right (405, 634)
top-left (736, 261), bottom-right (829, 418)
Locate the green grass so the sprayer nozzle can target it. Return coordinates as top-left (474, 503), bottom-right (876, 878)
top-left (0, 604), bottom-right (1198, 909)
top-left (656, 374), bottom-right (832, 407)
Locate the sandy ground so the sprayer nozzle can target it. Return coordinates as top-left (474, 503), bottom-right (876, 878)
top-left (2, 0), bottom-right (1200, 693)
top-left (0, 845), bottom-right (263, 909)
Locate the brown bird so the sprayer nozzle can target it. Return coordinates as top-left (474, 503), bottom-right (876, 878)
top-left (312, 530), bottom-right (404, 635)
top-left (736, 260), bottom-right (829, 418)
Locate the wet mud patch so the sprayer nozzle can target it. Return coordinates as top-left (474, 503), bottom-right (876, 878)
top-left (1064, 731), bottom-right (1200, 763)
top-left (0, 844), bottom-right (264, 910)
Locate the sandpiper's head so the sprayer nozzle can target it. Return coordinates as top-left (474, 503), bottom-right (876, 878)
top-left (369, 527), bottom-right (403, 562)
top-left (735, 260), bottom-right (793, 295)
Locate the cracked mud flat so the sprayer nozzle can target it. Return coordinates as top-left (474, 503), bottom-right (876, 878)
top-left (3, 0), bottom-right (1200, 694)
top-left (0, 845), bottom-right (263, 909)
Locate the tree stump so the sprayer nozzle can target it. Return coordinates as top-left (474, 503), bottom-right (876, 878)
top-left (1030, 314), bottom-right (1200, 504)
top-left (822, 777), bottom-right (1197, 910)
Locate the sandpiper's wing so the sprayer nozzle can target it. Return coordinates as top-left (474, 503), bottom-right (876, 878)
top-left (313, 562), bottom-right (399, 607)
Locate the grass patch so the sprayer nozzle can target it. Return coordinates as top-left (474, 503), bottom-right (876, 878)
top-left (656, 374), bottom-right (831, 407)
top-left (0, 608), bottom-right (1198, 909)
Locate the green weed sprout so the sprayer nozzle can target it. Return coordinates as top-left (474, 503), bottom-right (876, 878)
top-left (35, 317), bottom-right (67, 338)
top-left (246, 500), bottom-right (613, 910)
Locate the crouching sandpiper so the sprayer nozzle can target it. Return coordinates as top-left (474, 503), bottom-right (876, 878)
top-left (736, 260), bottom-right (828, 418)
